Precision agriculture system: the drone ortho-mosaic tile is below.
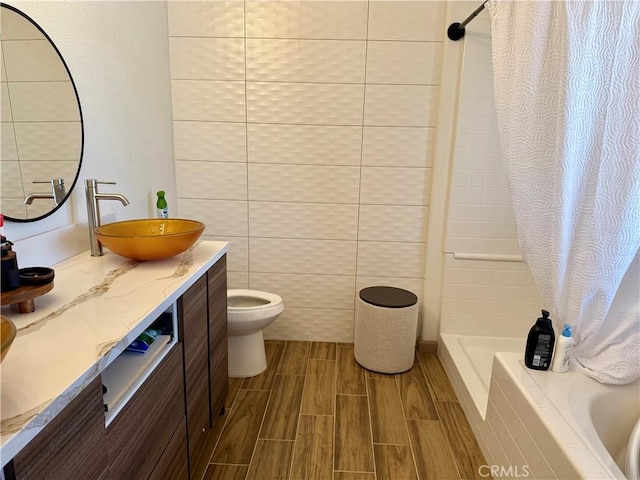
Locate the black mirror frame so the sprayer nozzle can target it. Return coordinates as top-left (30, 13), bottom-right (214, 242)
top-left (1, 2), bottom-right (84, 223)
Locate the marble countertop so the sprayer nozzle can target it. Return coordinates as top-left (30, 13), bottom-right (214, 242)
top-left (0, 240), bottom-right (228, 467)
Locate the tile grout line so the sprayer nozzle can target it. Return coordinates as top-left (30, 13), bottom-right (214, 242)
top-left (395, 354), bottom-right (422, 480)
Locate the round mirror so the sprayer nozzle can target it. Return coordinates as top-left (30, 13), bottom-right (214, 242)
top-left (0, 3), bottom-right (83, 222)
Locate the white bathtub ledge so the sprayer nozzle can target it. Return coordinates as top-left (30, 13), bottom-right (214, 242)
top-left (493, 352), bottom-right (626, 480)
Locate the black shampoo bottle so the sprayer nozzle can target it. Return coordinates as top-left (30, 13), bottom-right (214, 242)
top-left (525, 309), bottom-right (555, 370)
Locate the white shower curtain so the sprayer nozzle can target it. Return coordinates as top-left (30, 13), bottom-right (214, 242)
top-left (488, 0), bottom-right (640, 384)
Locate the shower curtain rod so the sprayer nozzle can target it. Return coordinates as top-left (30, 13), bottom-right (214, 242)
top-left (447, 0), bottom-right (488, 41)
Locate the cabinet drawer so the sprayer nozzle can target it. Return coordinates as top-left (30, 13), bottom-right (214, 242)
top-left (179, 275), bottom-right (208, 368)
top-left (208, 256), bottom-right (228, 416)
top-left (10, 377), bottom-right (107, 480)
top-left (106, 344), bottom-right (184, 480)
top-left (148, 417), bottom-right (188, 480)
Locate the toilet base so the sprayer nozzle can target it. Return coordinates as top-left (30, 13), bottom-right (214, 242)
top-left (228, 331), bottom-right (267, 378)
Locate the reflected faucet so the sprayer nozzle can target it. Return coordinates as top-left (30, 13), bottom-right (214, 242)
top-left (24, 179), bottom-right (66, 206)
top-left (85, 179), bottom-right (129, 256)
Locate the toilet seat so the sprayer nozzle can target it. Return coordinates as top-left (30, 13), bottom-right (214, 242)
top-left (228, 289), bottom-right (282, 311)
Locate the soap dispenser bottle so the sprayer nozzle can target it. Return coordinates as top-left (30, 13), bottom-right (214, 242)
top-left (156, 191), bottom-right (168, 219)
top-left (551, 324), bottom-right (573, 373)
top-left (525, 309), bottom-right (555, 370)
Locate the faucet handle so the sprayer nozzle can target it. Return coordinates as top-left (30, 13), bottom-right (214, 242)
top-left (96, 181), bottom-right (117, 185)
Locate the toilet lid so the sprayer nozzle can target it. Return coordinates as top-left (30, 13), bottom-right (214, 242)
top-left (228, 289), bottom-right (282, 308)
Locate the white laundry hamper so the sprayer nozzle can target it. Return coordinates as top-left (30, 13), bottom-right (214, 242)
top-left (354, 286), bottom-right (419, 374)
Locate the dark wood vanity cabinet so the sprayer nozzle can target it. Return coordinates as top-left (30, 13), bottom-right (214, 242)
top-left (4, 255), bottom-right (228, 480)
top-left (106, 344), bottom-right (186, 480)
top-left (178, 255), bottom-right (229, 480)
top-left (8, 377), bottom-right (108, 480)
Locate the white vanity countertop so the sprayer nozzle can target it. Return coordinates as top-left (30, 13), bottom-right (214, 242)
top-left (0, 240), bottom-right (228, 466)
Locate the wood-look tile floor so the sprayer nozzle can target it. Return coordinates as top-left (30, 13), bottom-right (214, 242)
top-left (204, 341), bottom-right (489, 480)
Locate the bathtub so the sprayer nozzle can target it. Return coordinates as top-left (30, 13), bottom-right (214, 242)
top-left (439, 333), bottom-right (640, 479)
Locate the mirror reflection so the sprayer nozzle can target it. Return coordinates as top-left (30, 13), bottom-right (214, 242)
top-left (0, 3), bottom-right (83, 222)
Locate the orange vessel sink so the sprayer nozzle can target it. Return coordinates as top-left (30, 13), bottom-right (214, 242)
top-left (95, 219), bottom-right (205, 261)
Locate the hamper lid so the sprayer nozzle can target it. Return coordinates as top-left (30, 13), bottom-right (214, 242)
top-left (359, 286), bottom-right (417, 308)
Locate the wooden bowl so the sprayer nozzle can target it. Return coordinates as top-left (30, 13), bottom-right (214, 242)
top-left (1, 315), bottom-right (17, 362)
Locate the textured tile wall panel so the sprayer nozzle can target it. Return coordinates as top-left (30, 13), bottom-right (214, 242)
top-left (0, 160), bottom-right (24, 197)
top-left (249, 202), bottom-right (358, 240)
top-left (362, 126), bottom-right (433, 168)
top-left (0, 197), bottom-right (27, 219)
top-left (247, 124), bottom-right (361, 165)
top-left (169, 37), bottom-right (245, 81)
top-left (358, 205), bottom-right (428, 243)
top-left (0, 46), bottom-right (6, 81)
top-left (173, 121), bottom-right (247, 163)
top-left (176, 161), bottom-right (247, 200)
top-left (263, 308), bottom-right (354, 342)
top-left (177, 198), bottom-right (248, 237)
top-left (250, 238), bottom-right (357, 276)
top-left (8, 82), bottom-right (80, 122)
top-left (171, 80), bottom-right (246, 122)
top-left (1, 123), bottom-right (18, 160)
top-left (357, 241), bottom-right (425, 278)
top-left (227, 271), bottom-right (249, 289)
top-left (167, 1), bottom-right (244, 37)
top-left (1, 8), bottom-right (41, 39)
top-left (1, 83), bottom-right (12, 120)
top-left (25, 200), bottom-right (53, 219)
top-left (366, 41), bottom-right (442, 85)
top-left (360, 167), bottom-right (431, 206)
top-left (445, 237), bottom-right (521, 256)
top-left (356, 276), bottom-right (424, 310)
top-left (246, 82), bottom-right (364, 125)
top-left (248, 164), bottom-right (360, 203)
top-left (250, 272), bottom-right (356, 310)
top-left (14, 122), bottom-right (81, 161)
top-left (20, 161), bottom-right (78, 191)
top-left (204, 235), bottom-right (249, 272)
top-left (2, 40), bottom-right (69, 82)
top-left (246, 39), bottom-right (366, 83)
top-left (245, 1), bottom-right (368, 40)
top-left (368, 1), bottom-right (445, 41)
top-left (364, 85), bottom-right (438, 127)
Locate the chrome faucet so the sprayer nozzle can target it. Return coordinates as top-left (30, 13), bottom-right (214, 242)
top-left (24, 179), bottom-right (67, 206)
top-left (85, 179), bottom-right (129, 256)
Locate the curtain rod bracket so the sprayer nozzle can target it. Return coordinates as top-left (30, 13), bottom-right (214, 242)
top-left (447, 0), bottom-right (488, 41)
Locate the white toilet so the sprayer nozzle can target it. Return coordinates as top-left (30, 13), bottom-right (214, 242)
top-left (227, 289), bottom-right (284, 378)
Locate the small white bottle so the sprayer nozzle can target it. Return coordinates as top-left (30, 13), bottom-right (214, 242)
top-left (552, 324), bottom-right (573, 373)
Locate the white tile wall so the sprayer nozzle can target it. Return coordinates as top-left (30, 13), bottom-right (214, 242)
top-left (360, 167), bottom-right (431, 206)
top-left (247, 124), bottom-right (362, 165)
top-left (362, 126), bottom-right (434, 168)
top-left (2, 39), bottom-right (69, 82)
top-left (169, 1), bottom-right (444, 342)
top-left (364, 85), bottom-right (438, 127)
top-left (250, 272), bottom-right (356, 310)
top-left (245, 1), bottom-right (368, 40)
top-left (7, 82), bottom-right (80, 122)
top-left (246, 39), bottom-right (366, 83)
top-left (167, 1), bottom-right (245, 38)
top-left (439, 14), bottom-right (542, 337)
top-left (175, 161), bottom-right (247, 200)
top-left (14, 122), bottom-right (81, 161)
top-left (169, 37), bottom-right (245, 81)
top-left (171, 80), bottom-right (246, 122)
top-left (173, 121), bottom-right (247, 163)
top-left (248, 164), bottom-right (360, 203)
top-left (250, 238), bottom-right (357, 276)
top-left (249, 202), bottom-right (358, 240)
top-left (246, 82), bottom-right (365, 125)
top-left (178, 199), bottom-right (248, 237)
top-left (440, 255), bottom-right (542, 337)
top-left (1, 123), bottom-right (18, 161)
